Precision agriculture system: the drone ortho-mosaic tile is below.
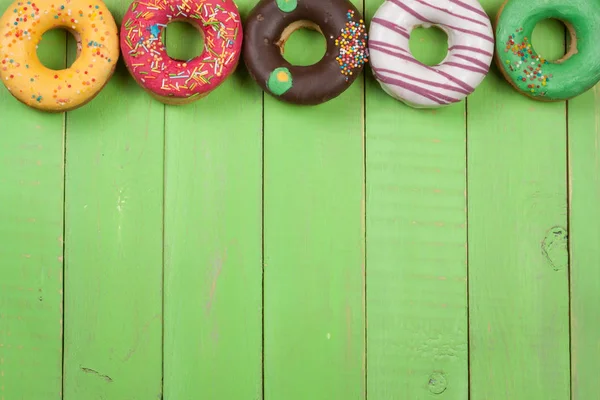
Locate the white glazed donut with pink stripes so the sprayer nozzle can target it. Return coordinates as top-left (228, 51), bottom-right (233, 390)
top-left (369, 0), bottom-right (494, 108)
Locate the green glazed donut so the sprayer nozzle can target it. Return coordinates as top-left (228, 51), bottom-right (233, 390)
top-left (495, 0), bottom-right (600, 101)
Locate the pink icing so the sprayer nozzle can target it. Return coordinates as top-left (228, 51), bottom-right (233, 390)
top-left (120, 0), bottom-right (242, 99)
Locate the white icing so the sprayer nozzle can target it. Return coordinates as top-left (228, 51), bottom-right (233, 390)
top-left (369, 0), bottom-right (494, 108)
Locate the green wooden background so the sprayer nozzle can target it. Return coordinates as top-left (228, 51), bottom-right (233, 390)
top-left (1, 0), bottom-right (598, 398)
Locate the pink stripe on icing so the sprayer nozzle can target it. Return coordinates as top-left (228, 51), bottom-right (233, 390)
top-left (444, 62), bottom-right (488, 74)
top-left (373, 67), bottom-right (471, 95)
top-left (413, 0), bottom-right (487, 27)
top-left (448, 25), bottom-right (494, 43)
top-left (387, 0), bottom-right (494, 43)
top-left (454, 54), bottom-right (491, 70)
top-left (389, 0), bottom-right (434, 23)
top-left (369, 40), bottom-right (409, 54)
top-left (120, 0), bottom-right (242, 99)
top-left (369, 44), bottom-right (421, 65)
top-left (373, 67), bottom-right (460, 104)
top-left (449, 45), bottom-right (493, 57)
top-left (369, 44), bottom-right (475, 91)
top-left (449, 0), bottom-right (489, 19)
top-left (371, 17), bottom-right (410, 39)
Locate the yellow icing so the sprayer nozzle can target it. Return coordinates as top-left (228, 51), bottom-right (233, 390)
top-left (277, 71), bottom-right (288, 82)
top-left (0, 0), bottom-right (119, 111)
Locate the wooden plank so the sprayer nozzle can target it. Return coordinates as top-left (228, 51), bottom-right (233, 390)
top-left (569, 84), bottom-right (600, 400)
top-left (162, 0), bottom-right (263, 398)
top-left (61, 1), bottom-right (164, 398)
top-left (467, 3), bottom-right (571, 398)
top-left (0, 27), bottom-right (66, 400)
top-left (263, 2), bottom-right (365, 398)
top-left (364, 3), bottom-right (469, 396)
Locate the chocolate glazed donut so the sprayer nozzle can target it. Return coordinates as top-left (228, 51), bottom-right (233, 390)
top-left (244, 0), bottom-right (368, 105)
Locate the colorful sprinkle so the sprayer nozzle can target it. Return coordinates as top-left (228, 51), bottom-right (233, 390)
top-left (504, 27), bottom-right (551, 96)
top-left (335, 10), bottom-right (368, 81)
top-left (0, 0), bottom-right (118, 108)
top-left (149, 24), bottom-right (160, 38)
top-left (121, 0), bottom-right (241, 99)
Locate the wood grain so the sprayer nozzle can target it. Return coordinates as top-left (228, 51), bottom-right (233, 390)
top-left (263, 1), bottom-right (365, 398)
top-left (162, 1), bottom-right (263, 398)
top-left (0, 25), bottom-right (66, 400)
top-left (468, 3), bottom-right (571, 398)
top-left (61, 0), bottom-right (164, 398)
top-left (364, 3), bottom-right (469, 396)
top-left (0, 0), bottom-right (597, 398)
top-left (569, 85), bottom-right (600, 400)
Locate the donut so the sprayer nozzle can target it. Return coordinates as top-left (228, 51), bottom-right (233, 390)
top-left (368, 0), bottom-right (494, 108)
top-left (496, 0), bottom-right (600, 101)
top-left (0, 0), bottom-right (119, 111)
top-left (244, 0), bottom-right (368, 105)
top-left (120, 0), bottom-right (242, 105)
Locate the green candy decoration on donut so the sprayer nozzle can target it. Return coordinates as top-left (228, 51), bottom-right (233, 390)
top-left (276, 0), bottom-right (297, 13)
top-left (268, 68), bottom-right (293, 96)
top-left (496, 0), bottom-right (600, 101)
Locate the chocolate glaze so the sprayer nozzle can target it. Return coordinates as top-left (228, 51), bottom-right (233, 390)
top-left (243, 0), bottom-right (367, 105)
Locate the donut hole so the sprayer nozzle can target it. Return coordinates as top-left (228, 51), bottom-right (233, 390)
top-left (162, 21), bottom-right (205, 61)
top-left (278, 20), bottom-right (326, 67)
top-left (37, 28), bottom-right (79, 70)
top-left (532, 19), bottom-right (573, 63)
top-left (409, 26), bottom-right (448, 66)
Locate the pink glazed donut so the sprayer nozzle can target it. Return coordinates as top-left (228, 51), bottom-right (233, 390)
top-left (120, 0), bottom-right (242, 104)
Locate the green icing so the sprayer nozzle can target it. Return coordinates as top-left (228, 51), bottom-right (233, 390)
top-left (496, 0), bottom-right (600, 100)
top-left (276, 0), bottom-right (297, 13)
top-left (267, 67), bottom-right (293, 96)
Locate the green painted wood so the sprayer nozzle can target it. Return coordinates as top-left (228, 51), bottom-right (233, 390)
top-left (364, 3), bottom-right (468, 396)
top-left (569, 85), bottom-right (600, 400)
top-left (468, 3), bottom-right (571, 398)
top-left (2, 1), bottom-right (600, 398)
top-left (0, 25), bottom-right (66, 400)
top-left (162, 1), bottom-right (263, 398)
top-left (263, 2), bottom-right (365, 398)
top-left (61, 0), bottom-right (164, 397)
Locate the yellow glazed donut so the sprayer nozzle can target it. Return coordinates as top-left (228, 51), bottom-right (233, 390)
top-left (0, 0), bottom-right (119, 111)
